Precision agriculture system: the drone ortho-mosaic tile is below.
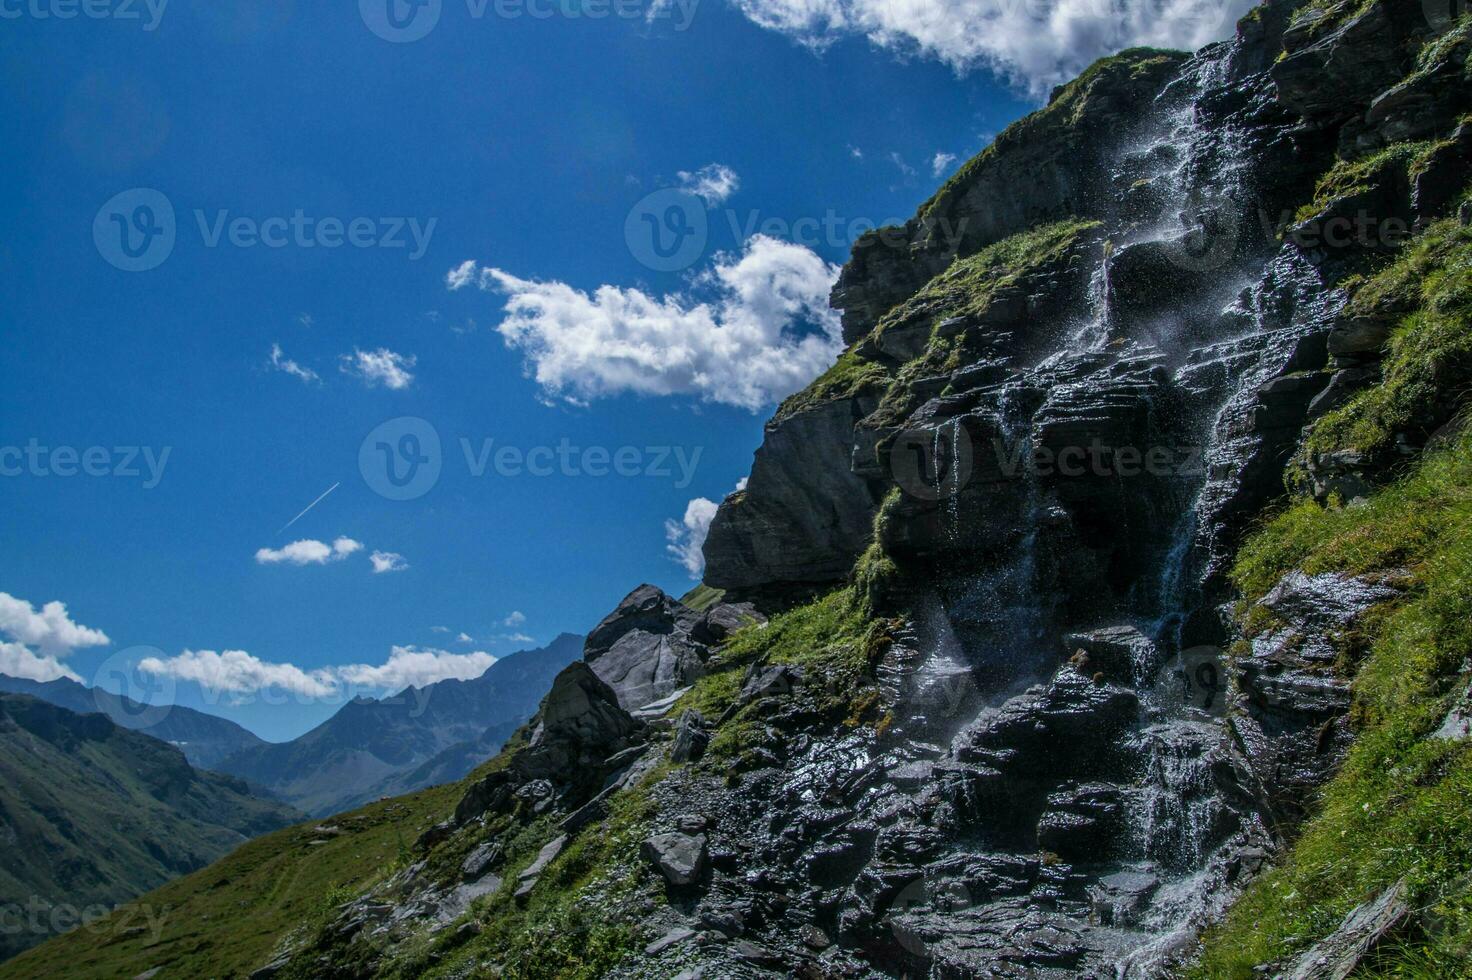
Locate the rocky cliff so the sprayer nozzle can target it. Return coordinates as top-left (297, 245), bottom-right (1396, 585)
top-left (7, 2), bottom-right (1471, 978)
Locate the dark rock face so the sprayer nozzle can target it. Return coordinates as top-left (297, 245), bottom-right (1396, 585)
top-left (704, 394), bottom-right (885, 591)
top-left (1232, 570), bottom-right (1402, 826)
top-left (510, 662), bottom-right (642, 800)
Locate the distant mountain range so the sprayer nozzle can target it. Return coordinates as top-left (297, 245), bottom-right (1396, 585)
top-left (215, 633), bottom-right (584, 816)
top-left (0, 693), bottom-right (302, 962)
top-left (0, 674), bottom-right (265, 770)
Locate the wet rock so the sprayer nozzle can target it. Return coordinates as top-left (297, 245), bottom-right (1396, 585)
top-left (1064, 626), bottom-right (1157, 685)
top-left (644, 832), bottom-right (708, 886)
top-left (584, 585), bottom-right (708, 711)
top-left (1036, 783), bottom-right (1126, 861)
top-left (1272, 3), bottom-right (1411, 123)
top-left (1088, 870), bottom-right (1160, 927)
top-left (1233, 571), bottom-right (1401, 824)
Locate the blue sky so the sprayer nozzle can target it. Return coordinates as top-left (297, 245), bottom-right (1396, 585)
top-left (0, 0), bottom-right (1242, 741)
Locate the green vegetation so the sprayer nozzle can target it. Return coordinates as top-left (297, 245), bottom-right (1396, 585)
top-left (678, 587), bottom-right (888, 764)
top-left (0, 784), bottom-right (460, 980)
top-left (1192, 429), bottom-right (1472, 977)
top-left (363, 770), bottom-right (669, 980)
top-left (918, 49), bottom-right (1182, 225)
top-left (680, 583), bottom-right (726, 612)
top-left (775, 347), bottom-right (891, 421)
top-left (1293, 141), bottom-right (1430, 225)
top-left (1297, 208), bottom-right (1472, 471)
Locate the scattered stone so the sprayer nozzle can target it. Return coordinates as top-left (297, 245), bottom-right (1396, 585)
top-left (517, 835), bottom-right (567, 883)
top-left (461, 841), bottom-right (503, 882)
top-left (1088, 871), bottom-right (1160, 927)
top-left (645, 927), bottom-right (697, 955)
top-left (643, 832), bottom-right (708, 886)
top-left (740, 664), bottom-right (804, 703)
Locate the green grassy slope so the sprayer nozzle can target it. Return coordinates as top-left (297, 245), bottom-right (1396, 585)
top-left (0, 694), bottom-right (303, 964)
top-left (0, 775), bottom-right (458, 979)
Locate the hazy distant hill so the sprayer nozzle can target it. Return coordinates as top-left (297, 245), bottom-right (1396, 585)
top-left (0, 673), bottom-right (265, 770)
top-left (0, 694), bottom-right (301, 962)
top-left (216, 634), bottom-right (583, 815)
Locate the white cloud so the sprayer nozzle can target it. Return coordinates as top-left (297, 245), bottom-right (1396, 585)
top-left (848, 144), bottom-right (864, 159)
top-left (334, 646), bottom-right (497, 691)
top-left (498, 632), bottom-right (535, 646)
top-left (932, 151), bottom-right (958, 177)
top-left (446, 259), bottom-right (477, 291)
top-left (138, 644), bottom-right (499, 700)
top-left (0, 641), bottom-right (82, 683)
top-left (677, 163), bottom-right (741, 205)
top-left (139, 649), bottom-right (339, 699)
top-left (430, 625), bottom-right (451, 633)
top-left (255, 537), bottom-right (363, 566)
top-left (298, 313), bottom-right (314, 328)
top-left (340, 347), bottom-right (416, 390)
top-left (728, 0), bottom-right (1248, 97)
top-left (269, 342), bottom-right (319, 384)
top-left (0, 593), bottom-right (110, 656)
top-left (889, 152), bottom-right (917, 178)
top-left (665, 497), bottom-right (720, 579)
top-left (370, 551), bottom-right (409, 574)
top-left (504, 611), bottom-right (526, 628)
top-left (455, 632), bottom-right (474, 644)
top-left (452, 235), bottom-right (844, 411)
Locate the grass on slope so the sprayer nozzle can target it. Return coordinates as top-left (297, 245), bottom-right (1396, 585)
top-left (0, 783), bottom-right (459, 980)
top-left (1191, 430), bottom-right (1472, 977)
top-left (1297, 207), bottom-right (1472, 474)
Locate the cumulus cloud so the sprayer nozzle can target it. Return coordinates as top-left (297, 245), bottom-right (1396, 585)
top-left (269, 342), bottom-right (319, 384)
top-left (370, 550), bottom-right (409, 574)
top-left (665, 497), bottom-right (720, 579)
top-left (0, 593), bottom-right (110, 656)
top-left (664, 477), bottom-right (748, 579)
top-left (446, 260), bottom-right (476, 291)
top-left (504, 611), bottom-right (526, 627)
top-left (728, 0), bottom-right (1249, 97)
top-left (451, 235), bottom-right (844, 411)
top-left (139, 645), bottom-right (499, 700)
top-left (0, 641), bottom-right (82, 683)
top-left (334, 646), bottom-right (497, 692)
top-left (340, 347), bottom-right (416, 390)
top-left (677, 163), bottom-right (741, 205)
top-left (139, 649), bottom-right (339, 699)
top-left (255, 537), bottom-right (363, 566)
top-left (932, 151), bottom-right (958, 176)
top-left (455, 632), bottom-right (474, 644)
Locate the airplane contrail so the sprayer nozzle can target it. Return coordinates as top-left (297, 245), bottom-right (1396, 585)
top-left (278, 482), bottom-right (340, 535)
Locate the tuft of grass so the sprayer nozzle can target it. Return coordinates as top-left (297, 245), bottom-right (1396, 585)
top-left (1296, 207), bottom-right (1472, 473)
top-left (1191, 430), bottom-right (1472, 977)
top-left (679, 583), bottom-right (726, 612)
top-left (775, 347), bottom-right (891, 421)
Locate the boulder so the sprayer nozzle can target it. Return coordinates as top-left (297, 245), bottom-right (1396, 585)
top-left (584, 585), bottom-right (707, 711)
top-left (670, 709), bottom-right (711, 763)
top-left (643, 832), bottom-right (707, 886)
